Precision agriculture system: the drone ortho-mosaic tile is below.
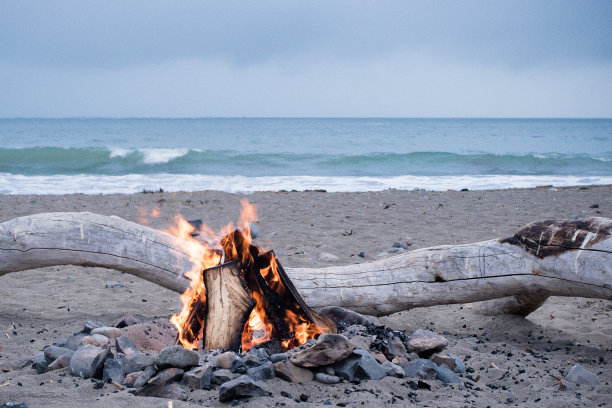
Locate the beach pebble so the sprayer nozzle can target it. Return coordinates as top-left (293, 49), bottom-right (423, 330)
top-left (102, 357), bottom-right (126, 384)
top-left (105, 281), bottom-right (126, 289)
top-left (216, 351), bottom-right (240, 369)
top-left (565, 364), bottom-right (600, 385)
top-left (383, 334), bottom-right (407, 360)
top-left (212, 368), bottom-right (240, 385)
top-left (70, 345), bottom-right (109, 379)
top-left (134, 384), bottom-right (187, 401)
top-left (245, 361), bottom-right (275, 381)
top-left (48, 354), bottom-right (72, 371)
top-left (80, 334), bottom-right (109, 348)
top-left (112, 314), bottom-right (140, 328)
top-left (290, 334), bottom-right (354, 368)
top-left (407, 329), bottom-right (448, 356)
top-left (155, 345), bottom-right (199, 370)
top-left (447, 354), bottom-right (466, 374)
top-left (91, 326), bottom-right (121, 339)
top-left (119, 319), bottom-right (177, 353)
top-left (43, 345), bottom-right (74, 364)
top-left (148, 367), bottom-right (184, 385)
top-left (392, 241), bottom-right (410, 250)
top-left (83, 321), bottom-right (105, 333)
top-left (269, 353), bottom-right (289, 363)
top-left (387, 247), bottom-right (400, 253)
top-left (123, 370), bottom-right (142, 387)
top-left (182, 365), bottom-right (214, 390)
top-left (333, 349), bottom-right (386, 381)
top-left (369, 350), bottom-right (388, 364)
top-left (349, 335), bottom-right (373, 350)
top-left (319, 252), bottom-right (340, 262)
top-left (431, 353), bottom-right (456, 371)
top-left (274, 361), bottom-right (314, 383)
top-left (436, 363), bottom-right (461, 383)
top-left (314, 372), bottom-right (341, 384)
top-left (382, 361), bottom-right (405, 378)
top-left (133, 365), bottom-right (157, 388)
top-left (115, 336), bottom-right (139, 357)
top-left (31, 353), bottom-right (48, 374)
top-left (218, 375), bottom-right (271, 402)
top-left (403, 358), bottom-right (438, 380)
top-left (125, 351), bottom-right (155, 374)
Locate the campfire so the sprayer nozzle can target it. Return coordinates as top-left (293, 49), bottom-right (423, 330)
top-left (166, 200), bottom-right (335, 353)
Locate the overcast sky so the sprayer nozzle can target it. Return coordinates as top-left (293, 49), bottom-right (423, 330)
top-left (1, 1), bottom-right (611, 118)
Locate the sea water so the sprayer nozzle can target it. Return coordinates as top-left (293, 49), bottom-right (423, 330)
top-left (0, 118), bottom-right (610, 194)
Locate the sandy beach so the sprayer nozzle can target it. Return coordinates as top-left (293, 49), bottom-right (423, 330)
top-left (1, 185), bottom-right (611, 407)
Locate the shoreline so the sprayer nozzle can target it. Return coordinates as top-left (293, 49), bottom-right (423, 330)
top-left (1, 185), bottom-right (611, 406)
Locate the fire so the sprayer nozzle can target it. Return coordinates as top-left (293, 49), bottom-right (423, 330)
top-left (156, 199), bottom-right (329, 351)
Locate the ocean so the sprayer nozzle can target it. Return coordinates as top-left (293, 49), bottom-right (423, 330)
top-left (0, 118), bottom-right (611, 194)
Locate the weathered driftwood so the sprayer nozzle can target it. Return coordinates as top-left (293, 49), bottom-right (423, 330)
top-left (1, 212), bottom-right (611, 316)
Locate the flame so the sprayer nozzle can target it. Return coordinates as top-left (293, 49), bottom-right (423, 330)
top-left (152, 199), bottom-right (327, 352)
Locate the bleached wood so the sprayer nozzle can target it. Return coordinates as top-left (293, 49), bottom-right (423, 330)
top-left (1, 212), bottom-right (610, 316)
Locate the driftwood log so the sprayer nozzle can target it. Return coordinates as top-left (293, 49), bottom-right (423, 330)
top-left (0, 212), bottom-right (610, 316)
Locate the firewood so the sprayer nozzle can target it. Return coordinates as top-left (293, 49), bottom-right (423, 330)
top-left (1, 213), bottom-right (610, 316)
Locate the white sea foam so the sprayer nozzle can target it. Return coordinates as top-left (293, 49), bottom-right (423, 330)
top-left (108, 147), bottom-right (133, 158)
top-left (1, 173), bottom-right (611, 195)
top-left (140, 148), bottom-right (190, 164)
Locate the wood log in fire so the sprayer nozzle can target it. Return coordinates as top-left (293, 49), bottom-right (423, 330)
top-left (0, 212), bottom-right (610, 317)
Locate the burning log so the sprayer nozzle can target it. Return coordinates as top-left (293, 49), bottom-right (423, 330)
top-left (0, 212), bottom-right (611, 318)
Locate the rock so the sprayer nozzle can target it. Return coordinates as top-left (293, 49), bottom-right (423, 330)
top-left (242, 350), bottom-right (268, 367)
top-left (70, 345), bottom-right (109, 379)
top-left (52, 338), bottom-right (68, 348)
top-left (290, 334), bottom-right (354, 367)
top-left (369, 350), bottom-right (388, 364)
top-left (212, 368), bottom-right (239, 385)
top-left (436, 363), bottom-right (461, 383)
top-left (320, 252), bottom-right (339, 262)
top-left (80, 334), bottom-right (109, 348)
top-left (155, 345), bottom-right (199, 370)
top-left (431, 353), bottom-right (455, 371)
top-left (134, 384), bottom-right (187, 401)
top-left (274, 361), bottom-right (314, 383)
top-left (342, 324), bottom-right (369, 336)
top-left (382, 361), bottom-right (405, 378)
top-left (0, 360), bottom-right (29, 372)
top-left (112, 314), bottom-right (140, 328)
top-left (447, 354), bottom-right (466, 374)
top-left (43, 346), bottom-right (74, 364)
top-left (403, 358), bottom-right (438, 380)
top-left (83, 321), bottom-right (105, 334)
top-left (123, 370), bottom-right (142, 387)
top-left (358, 252), bottom-right (366, 258)
top-left (219, 375), bottom-right (271, 402)
top-left (552, 338), bottom-right (575, 347)
top-left (248, 223), bottom-right (261, 239)
top-left (392, 356), bottom-right (409, 367)
top-left (102, 357), bottom-right (126, 383)
top-left (48, 354), bottom-right (72, 371)
top-left (64, 334), bottom-right (86, 351)
top-left (332, 349), bottom-right (386, 381)
top-left (269, 353), bottom-right (289, 363)
top-left (246, 361), bottom-right (275, 381)
top-left (0, 403), bottom-right (28, 408)
top-left (148, 367), bottom-right (184, 385)
top-left (216, 351), bottom-right (240, 369)
top-left (349, 335), bottom-right (373, 350)
top-left (392, 241), bottom-right (410, 250)
top-left (314, 372), bottom-right (341, 384)
top-left (125, 351), bottom-right (155, 374)
top-left (182, 365), bottom-right (214, 390)
top-left (106, 281), bottom-right (126, 288)
top-left (133, 365), bottom-right (157, 388)
top-left (387, 247), bottom-right (400, 253)
top-left (407, 329), bottom-right (448, 356)
top-left (565, 364), bottom-right (600, 385)
top-left (31, 353), bottom-right (48, 374)
top-left (317, 306), bottom-right (374, 326)
top-left (115, 336), bottom-right (139, 357)
top-left (383, 335), bottom-right (407, 360)
top-left (91, 326), bottom-right (121, 340)
top-left (120, 319), bottom-right (177, 353)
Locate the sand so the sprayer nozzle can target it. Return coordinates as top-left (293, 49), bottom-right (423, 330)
top-left (1, 185), bottom-right (611, 407)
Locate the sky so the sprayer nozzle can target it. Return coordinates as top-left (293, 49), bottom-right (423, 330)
top-left (1, 1), bottom-right (611, 118)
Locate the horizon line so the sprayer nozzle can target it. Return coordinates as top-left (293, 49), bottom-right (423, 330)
top-left (1, 116), bottom-right (611, 120)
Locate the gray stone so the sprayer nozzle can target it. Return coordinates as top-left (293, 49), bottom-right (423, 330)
top-left (43, 346), bottom-right (74, 364)
top-left (106, 281), bottom-right (126, 288)
top-left (148, 367), bottom-right (184, 385)
top-left (383, 335), bottom-right (407, 360)
top-left (102, 357), bottom-right (126, 383)
top-left (320, 252), bottom-right (339, 262)
top-left (392, 356), bottom-right (409, 367)
top-left (69, 345), bottom-right (109, 379)
top-left (182, 365), bottom-right (214, 390)
top-left (318, 307), bottom-right (374, 326)
top-left (436, 363), bottom-right (461, 383)
top-left (387, 247), bottom-right (400, 253)
top-left (83, 321), bottom-right (105, 334)
top-left (212, 368), bottom-right (239, 385)
top-left (369, 350), bottom-right (388, 364)
top-left (215, 351), bottom-right (240, 369)
top-left (403, 358), bottom-right (438, 380)
top-left (91, 326), bottom-right (121, 339)
top-left (64, 334), bottom-right (86, 351)
top-left (31, 353), bottom-right (48, 374)
top-left (349, 335), bottom-right (373, 350)
top-left (447, 354), bottom-right (466, 374)
top-left (219, 375), bottom-right (271, 402)
top-left (392, 241), bottom-right (410, 250)
top-left (407, 329), bottom-right (448, 356)
top-left (314, 372), bottom-right (341, 384)
top-left (246, 361), bottom-right (275, 381)
top-left (431, 353), bottom-right (455, 371)
top-left (155, 345), bottom-right (199, 369)
top-left (274, 361), bottom-right (314, 383)
top-left (123, 370), bottom-right (142, 387)
top-left (565, 364), bottom-right (600, 385)
top-left (381, 361), bottom-right (405, 378)
top-left (134, 384), bottom-right (187, 401)
top-left (553, 338), bottom-right (575, 347)
top-left (270, 353), bottom-right (289, 363)
top-left (290, 334), bottom-right (354, 368)
top-left (115, 336), bottom-right (139, 357)
top-left (79, 334), bottom-right (109, 348)
top-left (52, 338), bottom-right (68, 348)
top-left (332, 349), bottom-right (386, 381)
top-left (125, 351), bottom-right (155, 374)
top-left (133, 365), bottom-right (157, 388)
top-left (48, 354), bottom-right (71, 371)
